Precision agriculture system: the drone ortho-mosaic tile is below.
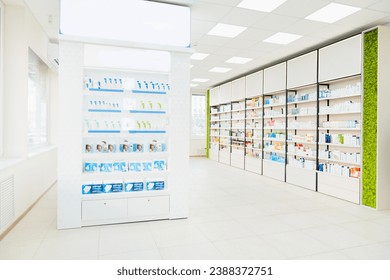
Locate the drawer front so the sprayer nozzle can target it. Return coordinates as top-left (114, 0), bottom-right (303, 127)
top-left (128, 196), bottom-right (169, 218)
top-left (82, 199), bottom-right (127, 221)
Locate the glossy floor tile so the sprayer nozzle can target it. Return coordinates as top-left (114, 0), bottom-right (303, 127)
top-left (1, 157), bottom-right (390, 260)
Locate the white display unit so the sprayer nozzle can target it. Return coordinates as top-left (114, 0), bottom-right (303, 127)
top-left (286, 84), bottom-right (317, 190)
top-left (286, 52), bottom-right (318, 191)
top-left (230, 99), bottom-right (245, 169)
top-left (58, 41), bottom-right (190, 229)
top-left (263, 89), bottom-right (286, 181)
top-left (317, 76), bottom-right (362, 203)
top-left (245, 96), bottom-right (263, 174)
top-left (218, 103), bottom-right (231, 165)
top-left (209, 104), bottom-right (220, 162)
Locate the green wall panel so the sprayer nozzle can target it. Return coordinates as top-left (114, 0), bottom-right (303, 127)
top-left (362, 29), bottom-right (378, 208)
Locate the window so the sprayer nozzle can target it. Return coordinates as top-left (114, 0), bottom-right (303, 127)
top-left (191, 94), bottom-right (206, 138)
top-left (28, 49), bottom-right (49, 148)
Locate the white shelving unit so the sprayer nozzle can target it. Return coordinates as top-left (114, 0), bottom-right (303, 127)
top-left (285, 51), bottom-right (318, 191)
top-left (218, 103), bottom-right (231, 165)
top-left (245, 96), bottom-right (263, 174)
top-left (58, 42), bottom-right (191, 229)
top-left (317, 35), bottom-right (362, 203)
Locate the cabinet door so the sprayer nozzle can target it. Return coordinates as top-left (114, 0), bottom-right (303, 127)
top-left (319, 35), bottom-right (362, 82)
top-left (128, 196), bottom-right (169, 217)
top-left (219, 82), bottom-right (232, 104)
top-left (210, 86), bottom-right (220, 106)
top-left (82, 199), bottom-right (127, 221)
top-left (264, 62), bottom-right (286, 94)
top-left (287, 51), bottom-right (317, 89)
top-left (232, 77), bottom-right (245, 101)
top-left (246, 70), bottom-right (263, 98)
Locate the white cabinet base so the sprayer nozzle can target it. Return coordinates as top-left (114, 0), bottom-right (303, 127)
top-left (81, 195), bottom-right (170, 226)
top-left (245, 157), bottom-right (262, 174)
top-left (318, 172), bottom-right (360, 204)
top-left (219, 151), bottom-right (231, 165)
top-left (286, 166), bottom-right (316, 191)
top-left (263, 160), bottom-right (285, 182)
top-left (209, 149), bottom-right (219, 161)
top-left (230, 153), bottom-right (244, 169)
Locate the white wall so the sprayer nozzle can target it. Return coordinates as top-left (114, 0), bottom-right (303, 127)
top-left (0, 3), bottom-right (57, 236)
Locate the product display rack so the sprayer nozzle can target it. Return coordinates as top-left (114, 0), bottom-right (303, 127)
top-left (230, 99), bottom-right (246, 168)
top-left (244, 96), bottom-right (263, 174)
top-left (209, 105), bottom-right (220, 161)
top-left (58, 41), bottom-right (191, 229)
top-left (81, 68), bottom-right (171, 225)
top-left (218, 103), bottom-right (232, 165)
top-left (286, 84), bottom-right (318, 191)
top-left (317, 75), bottom-right (362, 203)
top-left (262, 90), bottom-right (286, 181)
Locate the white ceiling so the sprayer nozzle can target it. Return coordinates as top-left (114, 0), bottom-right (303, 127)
top-left (18, 0), bottom-right (390, 92)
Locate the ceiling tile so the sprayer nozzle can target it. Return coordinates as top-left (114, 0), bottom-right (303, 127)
top-left (196, 35), bottom-right (232, 46)
top-left (234, 27), bottom-right (275, 41)
top-left (219, 7), bottom-right (268, 27)
top-left (253, 14), bottom-right (301, 31)
top-left (368, 0), bottom-right (390, 13)
top-left (307, 23), bottom-right (356, 39)
top-left (224, 38), bottom-right (259, 49)
top-left (199, 0), bottom-right (242, 7)
top-left (212, 47), bottom-right (242, 56)
top-left (336, 0), bottom-right (381, 8)
top-left (191, 19), bottom-right (218, 34)
top-left (336, 8), bottom-right (389, 28)
top-left (284, 19), bottom-right (328, 35)
top-left (273, 0), bottom-right (331, 18)
top-left (191, 2), bottom-right (233, 21)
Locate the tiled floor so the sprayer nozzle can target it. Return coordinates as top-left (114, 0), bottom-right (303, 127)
top-left (1, 157), bottom-right (390, 260)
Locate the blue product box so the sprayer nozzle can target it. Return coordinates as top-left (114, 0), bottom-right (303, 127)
top-left (142, 161), bottom-right (153, 171)
top-left (103, 182), bottom-right (123, 193)
top-left (84, 162), bottom-right (98, 172)
top-left (131, 143), bottom-right (144, 152)
top-left (124, 181), bottom-right (144, 192)
top-left (113, 161), bottom-right (127, 172)
top-left (153, 160), bottom-right (166, 171)
top-left (82, 183), bottom-right (104, 194)
top-left (129, 162), bottom-right (142, 172)
top-left (99, 162), bottom-right (113, 172)
top-left (146, 180), bottom-right (165, 191)
top-left (119, 143), bottom-right (130, 152)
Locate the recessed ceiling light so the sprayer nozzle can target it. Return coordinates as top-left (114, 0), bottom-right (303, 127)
top-left (190, 65), bottom-right (194, 68)
top-left (190, 83), bottom-right (198, 87)
top-left (263, 32), bottom-right (302, 45)
top-left (209, 67), bottom-right (232, 73)
top-left (192, 78), bottom-right (210, 83)
top-left (226, 56), bottom-right (253, 64)
top-left (190, 53), bottom-right (209, 60)
top-left (305, 3), bottom-right (361, 23)
top-left (237, 0), bottom-right (287, 12)
top-left (207, 23), bottom-right (247, 38)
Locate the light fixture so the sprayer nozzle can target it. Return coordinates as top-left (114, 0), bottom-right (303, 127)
top-left (305, 3), bottom-right (361, 23)
top-left (207, 23), bottom-right (247, 38)
top-left (263, 32), bottom-right (302, 45)
top-left (209, 67), bottom-right (232, 73)
top-left (190, 83), bottom-right (198, 87)
top-left (192, 78), bottom-right (210, 83)
top-left (226, 56), bottom-right (253, 64)
top-left (237, 0), bottom-right (287, 12)
top-left (190, 53), bottom-right (209, 60)
top-left (60, 0), bottom-right (190, 47)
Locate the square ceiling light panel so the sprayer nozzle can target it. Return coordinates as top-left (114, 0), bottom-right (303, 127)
top-left (305, 3), bottom-right (361, 23)
top-left (209, 67), bottom-right (232, 73)
top-left (263, 32), bottom-right (303, 44)
top-left (192, 78), bottom-right (210, 82)
top-left (226, 56), bottom-right (253, 64)
top-left (191, 53), bottom-right (209, 60)
top-left (237, 0), bottom-right (287, 12)
top-left (60, 0), bottom-right (190, 47)
top-left (207, 23), bottom-right (247, 38)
